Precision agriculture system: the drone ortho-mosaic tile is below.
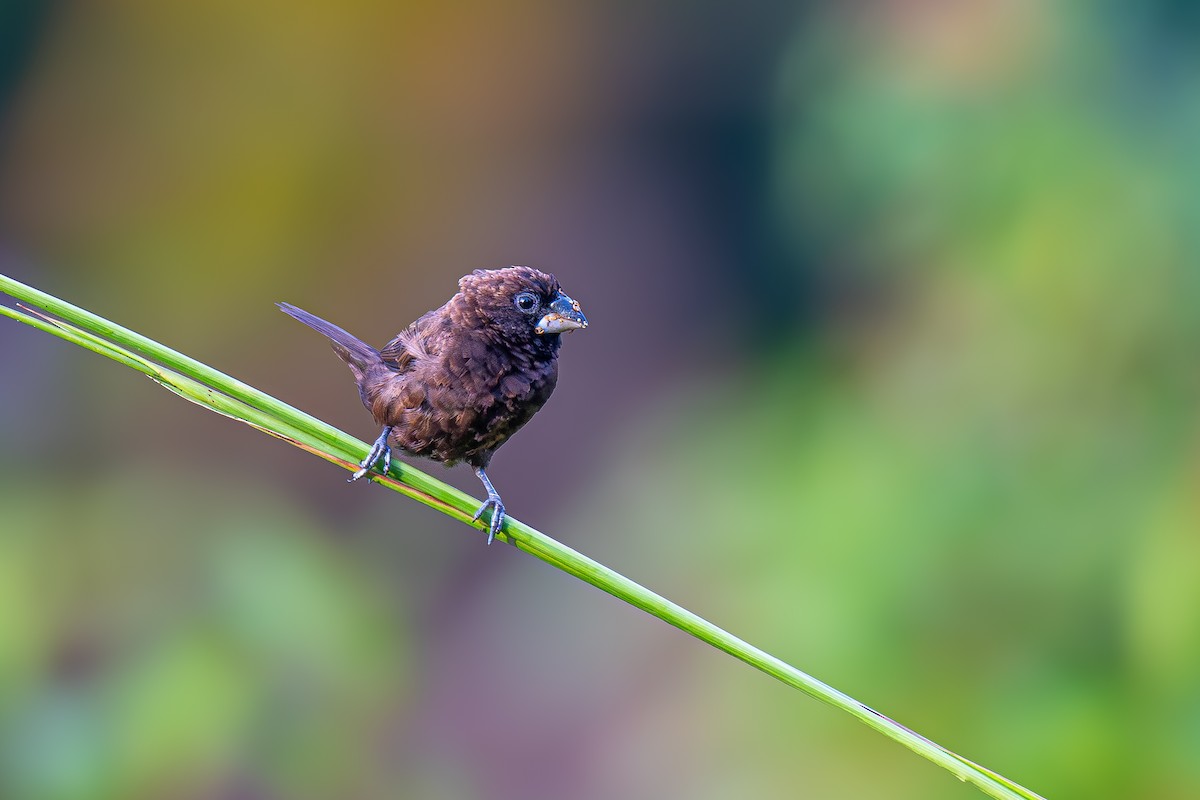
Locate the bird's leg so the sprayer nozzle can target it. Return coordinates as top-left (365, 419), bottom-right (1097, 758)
top-left (350, 426), bottom-right (393, 482)
top-left (471, 466), bottom-right (506, 545)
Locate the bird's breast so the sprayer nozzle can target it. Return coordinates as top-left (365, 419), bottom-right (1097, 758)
top-left (376, 342), bottom-right (559, 465)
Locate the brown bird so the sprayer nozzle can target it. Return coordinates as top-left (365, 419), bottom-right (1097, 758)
top-left (278, 267), bottom-right (588, 544)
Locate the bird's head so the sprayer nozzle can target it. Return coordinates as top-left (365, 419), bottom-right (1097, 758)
top-left (457, 267), bottom-right (588, 346)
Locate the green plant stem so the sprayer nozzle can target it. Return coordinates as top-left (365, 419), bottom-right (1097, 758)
top-left (0, 273), bottom-right (1045, 800)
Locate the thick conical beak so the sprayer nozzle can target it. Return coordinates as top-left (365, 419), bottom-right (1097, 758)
top-left (535, 292), bottom-right (588, 335)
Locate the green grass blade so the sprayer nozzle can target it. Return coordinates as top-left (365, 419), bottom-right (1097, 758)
top-left (0, 273), bottom-right (1047, 800)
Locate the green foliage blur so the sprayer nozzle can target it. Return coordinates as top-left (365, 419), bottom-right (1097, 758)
top-left (2, 2), bottom-right (1199, 799)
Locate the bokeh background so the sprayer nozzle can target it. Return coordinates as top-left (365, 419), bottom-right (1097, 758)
top-left (2, 1), bottom-right (1199, 798)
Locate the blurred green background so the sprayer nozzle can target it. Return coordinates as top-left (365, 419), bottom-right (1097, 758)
top-left (2, 1), bottom-right (1199, 798)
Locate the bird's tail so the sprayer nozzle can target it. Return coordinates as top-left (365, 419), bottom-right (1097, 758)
top-left (277, 302), bottom-right (382, 382)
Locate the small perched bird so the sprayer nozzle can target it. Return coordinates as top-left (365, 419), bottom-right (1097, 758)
top-left (279, 267), bottom-right (588, 544)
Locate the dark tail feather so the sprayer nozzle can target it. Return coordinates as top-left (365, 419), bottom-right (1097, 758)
top-left (277, 302), bottom-right (381, 379)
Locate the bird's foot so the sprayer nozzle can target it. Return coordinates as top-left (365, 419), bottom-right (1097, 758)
top-left (350, 427), bottom-right (393, 482)
top-left (472, 495), bottom-right (506, 545)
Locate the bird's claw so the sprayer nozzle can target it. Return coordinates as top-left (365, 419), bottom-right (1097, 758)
top-left (350, 428), bottom-right (393, 482)
top-left (472, 496), bottom-right (506, 545)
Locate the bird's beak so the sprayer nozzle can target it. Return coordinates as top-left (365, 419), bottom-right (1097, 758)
top-left (535, 292), bottom-right (588, 335)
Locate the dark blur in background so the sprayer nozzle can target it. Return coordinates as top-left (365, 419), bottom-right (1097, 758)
top-left (2, 2), bottom-right (1200, 798)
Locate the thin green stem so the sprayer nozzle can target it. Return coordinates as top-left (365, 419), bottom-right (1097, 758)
top-left (0, 273), bottom-right (1046, 800)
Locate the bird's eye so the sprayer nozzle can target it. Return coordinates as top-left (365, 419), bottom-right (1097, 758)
top-left (514, 292), bottom-right (539, 314)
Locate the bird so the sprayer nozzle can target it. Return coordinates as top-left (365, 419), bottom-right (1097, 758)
top-left (278, 266), bottom-right (588, 544)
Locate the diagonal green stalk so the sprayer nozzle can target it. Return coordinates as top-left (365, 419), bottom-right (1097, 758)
top-left (0, 273), bottom-right (1045, 800)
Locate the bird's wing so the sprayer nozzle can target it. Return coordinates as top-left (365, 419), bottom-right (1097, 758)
top-left (379, 315), bottom-right (437, 372)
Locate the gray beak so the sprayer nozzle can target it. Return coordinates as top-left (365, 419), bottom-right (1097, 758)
top-left (535, 292), bottom-right (588, 335)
